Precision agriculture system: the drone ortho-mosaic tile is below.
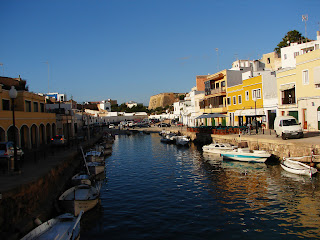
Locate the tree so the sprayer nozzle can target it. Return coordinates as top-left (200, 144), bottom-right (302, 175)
top-left (274, 30), bottom-right (307, 55)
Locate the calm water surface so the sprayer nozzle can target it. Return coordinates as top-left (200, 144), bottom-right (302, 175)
top-left (81, 133), bottom-right (320, 239)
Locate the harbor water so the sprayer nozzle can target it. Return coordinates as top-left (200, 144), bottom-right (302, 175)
top-left (81, 133), bottom-right (320, 239)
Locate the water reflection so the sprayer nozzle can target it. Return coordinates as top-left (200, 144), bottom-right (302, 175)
top-left (81, 133), bottom-right (320, 240)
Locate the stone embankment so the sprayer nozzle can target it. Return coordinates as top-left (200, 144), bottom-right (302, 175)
top-left (0, 131), bottom-right (113, 240)
top-left (138, 126), bottom-right (320, 165)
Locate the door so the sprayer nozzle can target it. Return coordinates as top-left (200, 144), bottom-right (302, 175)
top-left (318, 106), bottom-right (320, 130)
top-left (302, 109), bottom-right (307, 129)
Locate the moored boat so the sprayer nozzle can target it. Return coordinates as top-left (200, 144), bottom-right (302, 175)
top-left (21, 211), bottom-right (83, 240)
top-left (202, 142), bottom-right (237, 154)
top-left (220, 148), bottom-right (271, 163)
top-left (71, 173), bottom-right (91, 186)
top-left (281, 157), bottom-right (317, 176)
top-left (175, 136), bottom-right (190, 146)
top-left (59, 185), bottom-right (99, 216)
top-left (87, 162), bottom-right (105, 175)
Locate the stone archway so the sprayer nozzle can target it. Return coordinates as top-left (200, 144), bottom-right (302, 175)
top-left (0, 127), bottom-right (5, 142)
top-left (39, 124), bottom-right (45, 146)
top-left (7, 126), bottom-right (20, 147)
top-left (20, 125), bottom-right (30, 149)
top-left (31, 124), bottom-right (38, 148)
top-left (46, 123), bottom-right (51, 144)
top-left (52, 123), bottom-right (56, 137)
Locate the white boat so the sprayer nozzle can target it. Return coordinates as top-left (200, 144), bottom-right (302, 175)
top-left (85, 150), bottom-right (104, 162)
top-left (220, 148), bottom-right (271, 163)
top-left (87, 162), bottom-right (105, 175)
top-left (71, 173), bottom-right (91, 186)
top-left (59, 185), bottom-right (100, 216)
top-left (175, 136), bottom-right (190, 146)
top-left (21, 211), bottom-right (83, 240)
top-left (202, 142), bottom-right (237, 154)
top-left (281, 157), bottom-right (318, 176)
top-left (160, 133), bottom-right (176, 143)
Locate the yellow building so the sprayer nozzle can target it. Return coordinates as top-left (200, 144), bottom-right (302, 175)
top-left (227, 75), bottom-right (264, 127)
top-left (0, 78), bottom-right (56, 149)
top-left (277, 48), bottom-right (320, 131)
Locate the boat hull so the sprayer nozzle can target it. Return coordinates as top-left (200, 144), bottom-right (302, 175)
top-left (59, 185), bottom-right (99, 216)
top-left (281, 158), bottom-right (318, 176)
top-left (21, 213), bottom-right (82, 240)
top-left (221, 154), bottom-right (268, 163)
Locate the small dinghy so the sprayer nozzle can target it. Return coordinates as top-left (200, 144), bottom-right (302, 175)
top-left (220, 148), bottom-right (271, 163)
top-left (281, 157), bottom-right (318, 176)
top-left (202, 142), bottom-right (236, 154)
top-left (59, 185), bottom-right (99, 216)
top-left (21, 211), bottom-right (83, 240)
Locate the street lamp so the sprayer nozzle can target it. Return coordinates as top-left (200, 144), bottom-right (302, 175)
top-left (9, 86), bottom-right (18, 172)
top-left (253, 96), bottom-right (258, 134)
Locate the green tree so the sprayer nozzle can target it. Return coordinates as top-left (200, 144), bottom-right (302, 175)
top-left (274, 30), bottom-right (307, 54)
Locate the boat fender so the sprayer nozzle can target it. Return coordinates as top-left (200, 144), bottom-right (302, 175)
top-left (34, 218), bottom-right (42, 226)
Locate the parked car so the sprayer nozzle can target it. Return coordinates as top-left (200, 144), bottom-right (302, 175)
top-left (0, 141), bottom-right (24, 161)
top-left (51, 135), bottom-right (67, 145)
top-left (109, 124), bottom-right (115, 129)
top-left (274, 116), bottom-right (303, 140)
top-left (158, 123), bottom-right (171, 127)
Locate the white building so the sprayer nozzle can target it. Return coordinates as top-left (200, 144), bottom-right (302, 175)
top-left (173, 87), bottom-right (205, 127)
top-left (46, 92), bottom-right (67, 102)
top-left (126, 101), bottom-right (138, 108)
top-left (99, 100), bottom-right (111, 111)
top-left (281, 31), bottom-right (320, 69)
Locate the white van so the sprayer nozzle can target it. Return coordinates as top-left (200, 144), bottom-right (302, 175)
top-left (274, 116), bottom-right (303, 140)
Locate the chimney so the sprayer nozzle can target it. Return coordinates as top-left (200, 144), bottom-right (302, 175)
top-left (317, 31), bottom-right (320, 41)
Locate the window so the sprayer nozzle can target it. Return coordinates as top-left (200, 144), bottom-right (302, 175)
top-left (216, 82), bottom-right (219, 89)
top-left (316, 44), bottom-right (319, 50)
top-left (302, 70), bottom-right (309, 85)
top-left (221, 81), bottom-right (225, 87)
top-left (2, 99), bottom-right (10, 110)
top-left (40, 103), bottom-right (45, 112)
top-left (233, 96), bottom-right (236, 105)
top-left (227, 97), bottom-right (231, 106)
top-left (252, 89), bottom-right (261, 100)
top-left (33, 102), bottom-right (39, 112)
top-left (294, 52), bottom-right (299, 58)
top-left (284, 54), bottom-right (287, 60)
top-left (245, 91), bottom-right (249, 101)
top-left (238, 95), bottom-right (242, 104)
top-left (25, 100), bottom-right (31, 112)
top-left (267, 58), bottom-right (271, 64)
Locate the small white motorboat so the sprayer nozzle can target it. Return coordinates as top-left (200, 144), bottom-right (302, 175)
top-left (220, 148), bottom-right (271, 163)
top-left (87, 162), bottom-right (105, 175)
top-left (59, 185), bottom-right (100, 216)
top-left (281, 157), bottom-right (318, 176)
top-left (21, 211), bottom-right (83, 240)
top-left (71, 173), bottom-right (91, 186)
top-left (85, 150), bottom-right (104, 162)
top-left (202, 142), bottom-right (237, 154)
top-left (175, 136), bottom-right (190, 146)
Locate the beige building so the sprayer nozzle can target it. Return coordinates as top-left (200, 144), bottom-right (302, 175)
top-left (0, 77), bottom-right (56, 148)
top-left (277, 48), bottom-right (320, 131)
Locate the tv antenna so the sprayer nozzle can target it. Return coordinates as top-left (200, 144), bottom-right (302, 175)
top-left (302, 14), bottom-right (308, 42)
top-left (215, 48), bottom-right (220, 72)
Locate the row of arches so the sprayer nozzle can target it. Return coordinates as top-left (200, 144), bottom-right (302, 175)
top-left (0, 123), bottom-right (57, 149)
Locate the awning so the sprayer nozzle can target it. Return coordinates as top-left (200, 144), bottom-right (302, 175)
top-left (195, 113), bottom-right (228, 119)
top-left (234, 109), bottom-right (265, 116)
top-left (279, 83), bottom-right (295, 91)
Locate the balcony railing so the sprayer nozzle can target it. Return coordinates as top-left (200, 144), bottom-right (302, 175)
top-left (282, 97), bottom-right (296, 105)
top-left (210, 87), bottom-right (226, 95)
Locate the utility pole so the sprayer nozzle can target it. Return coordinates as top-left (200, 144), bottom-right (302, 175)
top-left (43, 61), bottom-right (50, 93)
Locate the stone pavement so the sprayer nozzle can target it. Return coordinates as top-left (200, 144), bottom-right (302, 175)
top-left (0, 133), bottom-right (102, 194)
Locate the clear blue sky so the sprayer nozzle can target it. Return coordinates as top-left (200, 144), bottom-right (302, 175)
top-left (1, 0), bottom-right (319, 106)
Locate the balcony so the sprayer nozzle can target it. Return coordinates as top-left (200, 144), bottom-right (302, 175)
top-left (210, 87), bottom-right (226, 95)
top-left (282, 97), bottom-right (296, 105)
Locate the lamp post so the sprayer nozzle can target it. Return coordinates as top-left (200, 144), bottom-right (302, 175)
top-left (253, 96), bottom-right (258, 134)
top-left (9, 86), bottom-right (18, 172)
